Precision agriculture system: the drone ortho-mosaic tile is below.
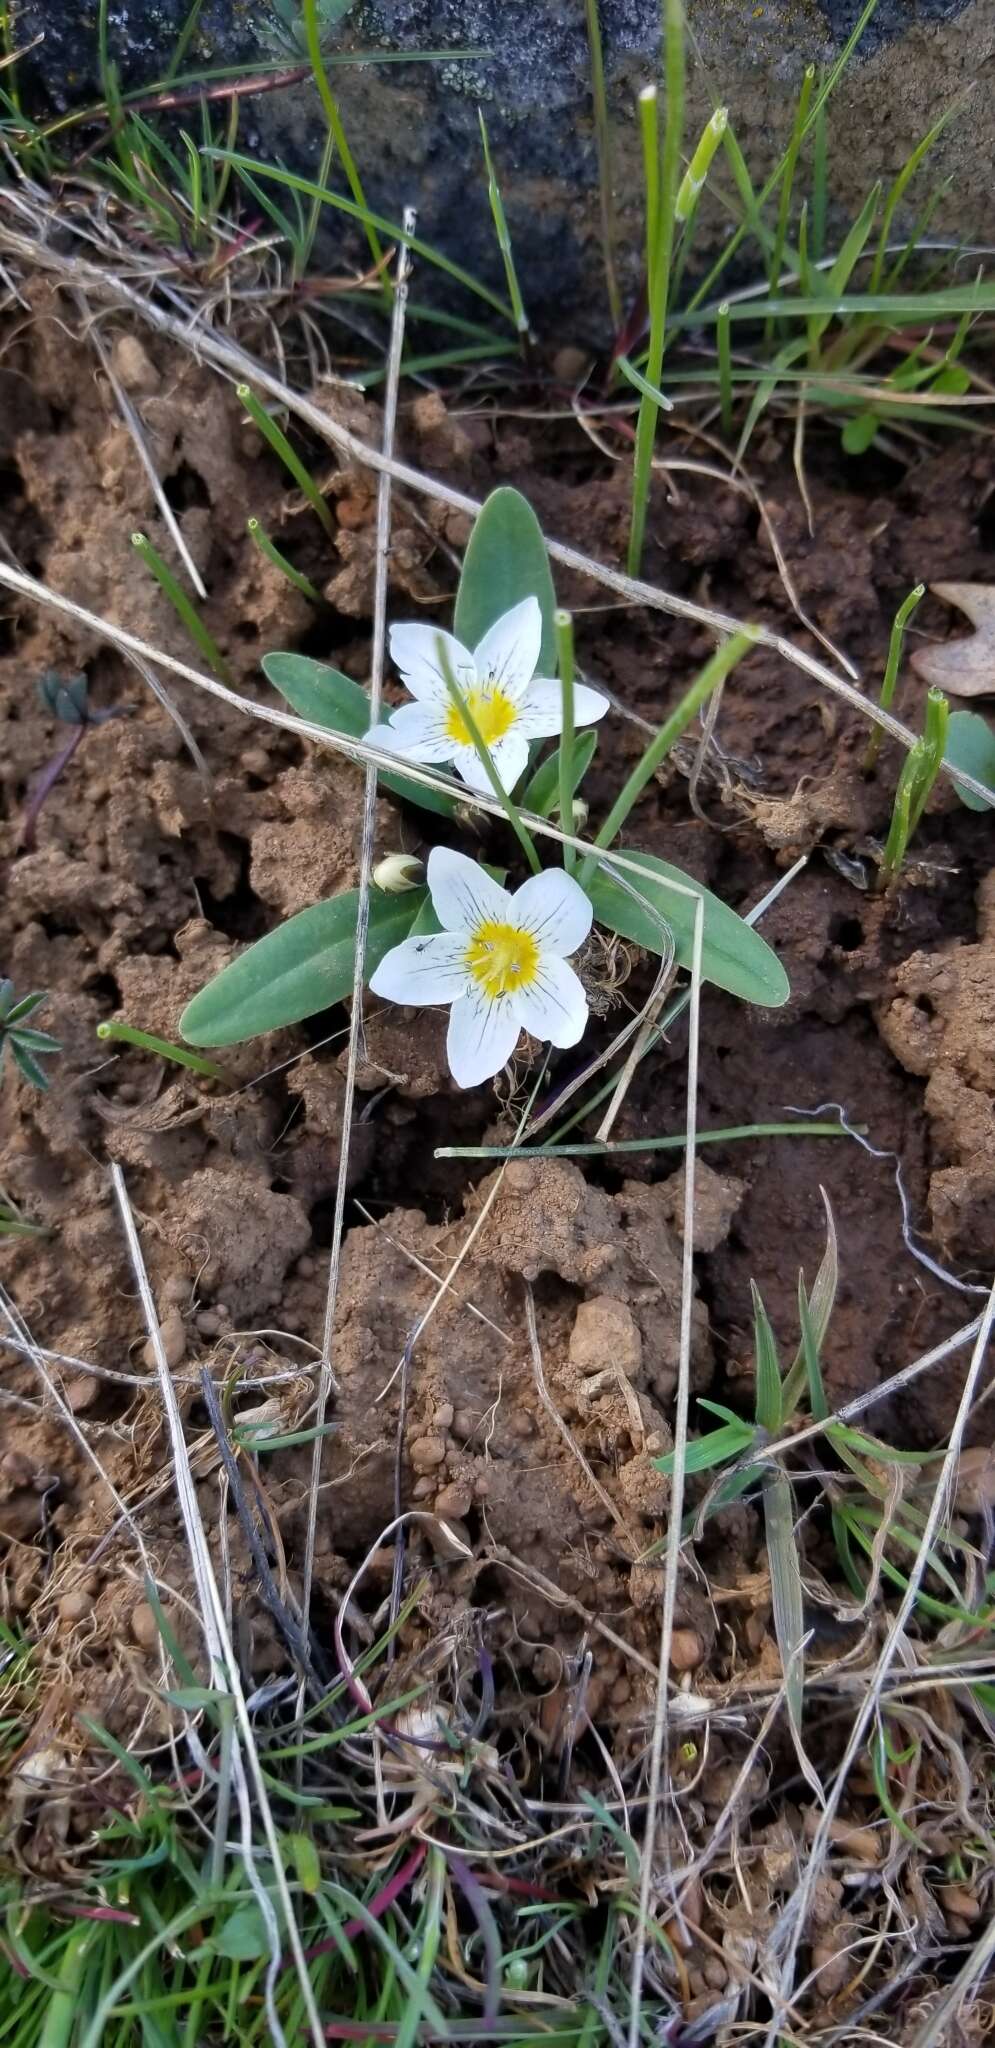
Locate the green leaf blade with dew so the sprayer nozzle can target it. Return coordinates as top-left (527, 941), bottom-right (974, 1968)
top-left (180, 888), bottom-right (427, 1046)
top-left (655, 1420), bottom-right (756, 1476)
top-left (585, 850), bottom-right (789, 1008)
top-left (262, 651), bottom-right (456, 818)
top-left (453, 487), bottom-right (558, 676)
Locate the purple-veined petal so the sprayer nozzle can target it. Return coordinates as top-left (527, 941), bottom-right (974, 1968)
top-left (447, 988), bottom-right (521, 1088)
top-left (510, 956), bottom-right (589, 1048)
top-left (510, 867), bottom-right (593, 957)
top-left (389, 622), bottom-right (475, 703)
top-left (427, 846), bottom-right (512, 934)
top-left (472, 597), bottom-right (542, 701)
top-left (515, 677), bottom-right (611, 739)
top-left (369, 932), bottom-right (471, 1006)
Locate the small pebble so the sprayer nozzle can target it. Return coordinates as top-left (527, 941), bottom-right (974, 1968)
top-left (131, 1602), bottom-right (160, 1649)
top-left (142, 1308), bottom-right (186, 1371)
top-left (411, 1476), bottom-right (435, 1499)
top-left (112, 333), bottom-right (160, 394)
top-left (409, 1434), bottom-right (447, 1470)
top-left (58, 1589), bottom-right (92, 1626)
top-left (434, 1481), bottom-right (472, 1521)
top-left (65, 1376), bottom-right (97, 1414)
top-left (241, 745), bottom-right (270, 777)
top-left (433, 1402), bottom-right (454, 1431)
top-left (160, 1275), bottom-right (189, 1307)
top-left (1, 1452), bottom-right (35, 1488)
top-left (196, 1311), bottom-right (221, 1338)
top-left (552, 345), bottom-right (589, 384)
top-left (668, 1628), bottom-right (704, 1673)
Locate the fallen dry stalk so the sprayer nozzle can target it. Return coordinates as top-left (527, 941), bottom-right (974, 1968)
top-left (0, 212), bottom-right (993, 806)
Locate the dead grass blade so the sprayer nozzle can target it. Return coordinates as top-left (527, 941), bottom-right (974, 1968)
top-left (299, 211), bottom-right (414, 1640)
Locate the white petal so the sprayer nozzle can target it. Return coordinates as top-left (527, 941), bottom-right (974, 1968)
top-left (515, 677), bottom-right (611, 739)
top-left (472, 596), bottom-right (542, 700)
top-left (372, 702), bottom-right (455, 764)
top-left (369, 933), bottom-right (470, 1006)
top-left (511, 956), bottom-right (589, 1049)
top-left (452, 731), bottom-right (529, 795)
top-left (426, 846), bottom-right (511, 934)
top-left (510, 867), bottom-right (593, 957)
top-left (389, 622), bottom-right (475, 703)
top-left (447, 989), bottom-right (521, 1089)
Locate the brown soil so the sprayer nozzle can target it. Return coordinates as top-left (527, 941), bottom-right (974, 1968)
top-left (1, 284), bottom-right (994, 1852)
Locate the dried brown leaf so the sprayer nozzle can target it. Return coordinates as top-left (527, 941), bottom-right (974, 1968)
top-left (911, 583), bottom-right (995, 698)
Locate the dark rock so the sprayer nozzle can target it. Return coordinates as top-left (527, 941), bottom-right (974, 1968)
top-left (11, 0), bottom-right (988, 337)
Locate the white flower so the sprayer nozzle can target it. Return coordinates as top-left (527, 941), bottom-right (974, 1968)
top-left (369, 595), bottom-right (609, 795)
top-left (369, 846), bottom-right (593, 1089)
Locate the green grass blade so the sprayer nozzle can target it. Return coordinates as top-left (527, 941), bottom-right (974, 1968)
top-left (303, 0), bottom-right (384, 274)
top-left (628, 0), bottom-right (685, 575)
top-left (751, 1280), bottom-right (782, 1432)
top-left (479, 110), bottom-right (529, 337)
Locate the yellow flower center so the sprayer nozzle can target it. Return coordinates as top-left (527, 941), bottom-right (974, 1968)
top-left (444, 684), bottom-right (518, 750)
top-left (465, 920), bottom-right (540, 1001)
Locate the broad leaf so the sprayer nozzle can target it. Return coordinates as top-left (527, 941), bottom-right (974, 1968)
top-left (945, 708), bottom-right (995, 811)
top-left (454, 487), bottom-right (557, 674)
top-left (585, 849), bottom-right (789, 1008)
top-left (521, 731), bottom-right (598, 818)
top-left (181, 889), bottom-right (426, 1046)
top-left (263, 652), bottom-right (455, 818)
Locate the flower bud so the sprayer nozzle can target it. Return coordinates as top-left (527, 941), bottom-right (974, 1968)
top-left (555, 797), bottom-right (589, 834)
top-left (372, 853), bottom-right (424, 894)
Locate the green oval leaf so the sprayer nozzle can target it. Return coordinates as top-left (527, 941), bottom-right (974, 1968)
top-left (521, 730), bottom-right (598, 818)
top-left (263, 651), bottom-right (455, 819)
top-left (586, 849), bottom-right (790, 1008)
top-left (454, 487), bottom-right (557, 674)
top-left (180, 888), bottom-right (426, 1046)
top-left (945, 709), bottom-right (995, 812)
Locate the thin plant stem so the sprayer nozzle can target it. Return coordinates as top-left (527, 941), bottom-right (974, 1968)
top-left (765, 63), bottom-right (814, 344)
top-left (628, 0), bottom-right (685, 576)
top-left (717, 300), bottom-right (733, 435)
top-left (555, 609), bottom-right (576, 875)
top-left (96, 1019), bottom-right (226, 1079)
top-left (299, 123), bottom-right (335, 280)
top-left (247, 518), bottom-right (322, 602)
top-left (478, 110), bottom-right (529, 337)
top-left (638, 84), bottom-right (659, 298)
top-left (435, 636), bottom-right (541, 875)
top-left (302, 0), bottom-right (384, 276)
top-left (131, 532), bottom-right (231, 682)
top-left (435, 1120), bottom-right (852, 1161)
top-left (585, 0), bottom-right (621, 328)
top-left (577, 629), bottom-right (754, 889)
top-left (236, 385), bottom-right (335, 537)
top-left (864, 582), bottom-right (926, 773)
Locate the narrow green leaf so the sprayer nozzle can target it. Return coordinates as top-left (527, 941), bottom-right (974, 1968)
top-left (585, 849), bottom-right (788, 1008)
top-left (263, 651), bottom-right (455, 818)
top-left (752, 1282), bottom-right (782, 1432)
top-left (521, 730), bottom-right (597, 818)
top-left (453, 487), bottom-right (557, 675)
top-left (180, 889), bottom-right (426, 1046)
top-left (655, 1421), bottom-right (754, 1476)
top-left (945, 709), bottom-right (995, 812)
